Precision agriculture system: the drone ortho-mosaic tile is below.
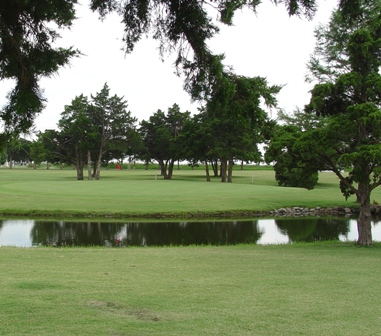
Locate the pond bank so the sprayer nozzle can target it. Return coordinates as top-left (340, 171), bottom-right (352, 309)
top-left (0, 205), bottom-right (368, 220)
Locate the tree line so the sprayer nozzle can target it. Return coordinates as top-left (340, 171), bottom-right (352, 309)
top-left (3, 76), bottom-right (277, 182)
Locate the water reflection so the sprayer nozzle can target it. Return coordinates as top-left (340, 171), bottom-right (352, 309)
top-left (0, 217), bottom-right (380, 247)
top-left (275, 217), bottom-right (351, 242)
top-left (30, 220), bottom-right (263, 247)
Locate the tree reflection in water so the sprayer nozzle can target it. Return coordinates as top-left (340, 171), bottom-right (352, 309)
top-left (30, 220), bottom-right (263, 247)
top-left (31, 221), bottom-right (126, 247)
top-left (275, 217), bottom-right (351, 242)
top-left (0, 217), bottom-right (378, 247)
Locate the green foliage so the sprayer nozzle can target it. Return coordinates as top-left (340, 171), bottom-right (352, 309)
top-left (203, 72), bottom-right (280, 181)
top-left (38, 129), bottom-right (66, 166)
top-left (56, 84), bottom-right (138, 179)
top-left (0, 0), bottom-right (367, 136)
top-left (276, 166), bottom-right (319, 189)
top-left (139, 104), bottom-right (191, 179)
top-left (29, 140), bottom-right (47, 167)
top-left (89, 83), bottom-right (137, 178)
top-left (0, 0), bottom-right (79, 133)
top-left (178, 109), bottom-right (214, 166)
top-left (5, 136), bottom-right (32, 166)
top-left (280, 0), bottom-right (381, 244)
top-left (265, 110), bottom-right (325, 189)
top-left (0, 147), bottom-right (6, 165)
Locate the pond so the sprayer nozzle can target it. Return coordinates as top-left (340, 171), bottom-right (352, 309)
top-left (1, 217), bottom-right (381, 247)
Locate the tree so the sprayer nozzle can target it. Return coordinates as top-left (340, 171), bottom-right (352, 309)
top-left (0, 146), bottom-right (6, 165)
top-left (57, 86), bottom-right (138, 179)
top-left (268, 1), bottom-right (381, 245)
top-left (89, 83), bottom-right (137, 179)
top-left (30, 139), bottom-right (47, 169)
top-left (264, 109), bottom-right (324, 189)
top-left (5, 136), bottom-right (32, 168)
top-left (205, 73), bottom-right (280, 182)
top-left (38, 129), bottom-right (67, 169)
top-left (58, 94), bottom-right (97, 180)
top-left (0, 0), bottom-right (79, 134)
top-left (140, 104), bottom-right (190, 179)
top-left (178, 109), bottom-right (215, 181)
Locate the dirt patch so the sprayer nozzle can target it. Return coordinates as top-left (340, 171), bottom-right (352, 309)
top-left (87, 300), bottom-right (161, 322)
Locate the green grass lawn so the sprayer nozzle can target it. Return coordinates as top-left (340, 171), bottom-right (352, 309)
top-left (0, 243), bottom-right (380, 336)
top-left (1, 167), bottom-right (380, 335)
top-left (1, 166), bottom-right (376, 218)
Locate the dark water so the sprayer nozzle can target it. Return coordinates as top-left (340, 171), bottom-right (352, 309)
top-left (1, 217), bottom-right (381, 247)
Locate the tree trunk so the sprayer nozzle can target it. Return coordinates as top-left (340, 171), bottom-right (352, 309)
top-left (241, 160), bottom-right (244, 170)
top-left (46, 162), bottom-right (50, 169)
top-left (167, 160), bottom-right (174, 179)
top-left (356, 182), bottom-right (373, 246)
top-left (220, 159), bottom-right (227, 182)
top-left (87, 150), bottom-right (92, 180)
top-left (75, 160), bottom-right (84, 180)
top-left (159, 160), bottom-right (166, 176)
top-left (227, 159), bottom-right (233, 183)
top-left (92, 163), bottom-right (96, 178)
top-left (92, 145), bottom-right (103, 180)
top-left (205, 159), bottom-right (210, 182)
top-left (211, 160), bottom-right (218, 177)
top-left (163, 160), bottom-right (169, 179)
top-left (95, 158), bottom-right (101, 180)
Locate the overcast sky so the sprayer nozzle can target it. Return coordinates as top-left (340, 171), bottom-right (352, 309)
top-left (1, 0), bottom-right (337, 132)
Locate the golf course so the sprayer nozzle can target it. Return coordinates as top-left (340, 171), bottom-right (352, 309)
top-left (0, 166), bottom-right (380, 335)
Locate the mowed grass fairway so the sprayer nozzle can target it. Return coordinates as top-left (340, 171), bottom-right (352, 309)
top-left (1, 244), bottom-right (380, 336)
top-left (0, 166), bottom-right (377, 218)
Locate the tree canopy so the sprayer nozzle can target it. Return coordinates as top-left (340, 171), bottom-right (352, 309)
top-left (0, 0), bottom-right (79, 134)
top-left (1, 0), bottom-right (361, 136)
top-left (140, 104), bottom-right (191, 179)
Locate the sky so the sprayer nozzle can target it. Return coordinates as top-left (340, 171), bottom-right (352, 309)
top-left (0, 0), bottom-right (337, 132)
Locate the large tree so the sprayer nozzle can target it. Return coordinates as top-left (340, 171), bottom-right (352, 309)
top-left (205, 73), bottom-right (280, 182)
top-left (89, 83), bottom-right (137, 179)
top-left (0, 0), bottom-right (79, 134)
top-left (268, 1), bottom-right (381, 245)
top-left (58, 94), bottom-right (97, 180)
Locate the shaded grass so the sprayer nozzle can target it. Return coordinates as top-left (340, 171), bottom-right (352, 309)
top-left (1, 167), bottom-right (380, 218)
top-left (0, 243), bottom-right (380, 335)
